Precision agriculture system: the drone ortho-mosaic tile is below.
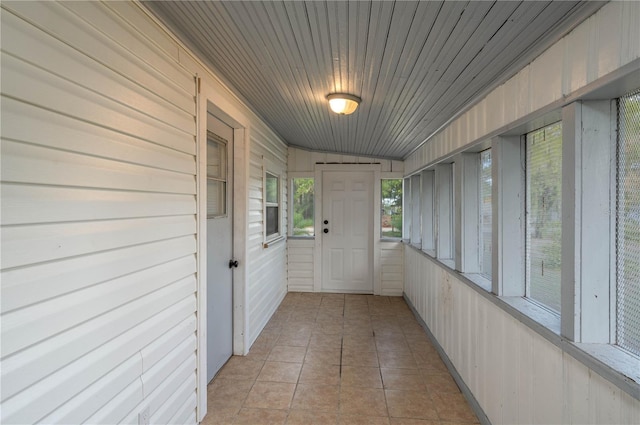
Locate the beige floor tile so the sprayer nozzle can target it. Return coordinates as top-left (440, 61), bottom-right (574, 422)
top-left (385, 390), bottom-right (438, 420)
top-left (424, 373), bottom-right (460, 393)
top-left (430, 393), bottom-right (479, 423)
top-left (339, 386), bottom-right (388, 417)
top-left (216, 357), bottom-right (265, 380)
top-left (415, 354), bottom-right (448, 373)
top-left (341, 349), bottom-right (379, 367)
top-left (207, 378), bottom-right (254, 407)
top-left (339, 415), bottom-right (390, 424)
top-left (305, 348), bottom-right (342, 365)
top-left (233, 408), bottom-right (288, 425)
top-left (309, 333), bottom-right (343, 350)
top-left (291, 384), bottom-right (340, 411)
top-left (200, 405), bottom-right (239, 425)
top-left (340, 366), bottom-right (383, 388)
top-left (313, 322), bottom-right (344, 334)
top-left (286, 409), bottom-right (338, 424)
top-left (268, 345), bottom-right (307, 363)
top-left (378, 350), bottom-right (418, 369)
top-left (244, 381), bottom-right (296, 410)
top-left (381, 368), bottom-right (426, 391)
top-left (389, 419), bottom-right (439, 425)
top-left (342, 335), bottom-right (376, 351)
top-left (299, 363), bottom-right (341, 385)
top-left (277, 332), bottom-right (311, 347)
top-left (257, 361), bottom-right (302, 383)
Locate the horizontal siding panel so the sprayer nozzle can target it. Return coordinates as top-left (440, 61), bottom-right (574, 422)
top-left (1, 236), bottom-right (195, 312)
top-left (2, 256), bottom-right (196, 356)
top-left (60, 1), bottom-right (194, 94)
top-left (141, 316), bottom-right (197, 372)
top-left (1, 184), bottom-right (195, 225)
top-left (1, 140), bottom-right (195, 194)
top-left (168, 392), bottom-right (197, 425)
top-left (2, 52), bottom-right (195, 155)
top-left (3, 1), bottom-right (194, 114)
top-left (146, 357), bottom-right (196, 419)
top-left (83, 378), bottom-right (144, 425)
top-left (38, 355), bottom-right (142, 425)
top-left (1, 293), bottom-right (196, 406)
top-left (2, 215), bottom-right (196, 269)
top-left (141, 335), bottom-right (196, 395)
top-left (2, 10), bottom-right (194, 135)
top-left (2, 98), bottom-right (195, 174)
top-left (149, 374), bottom-right (196, 425)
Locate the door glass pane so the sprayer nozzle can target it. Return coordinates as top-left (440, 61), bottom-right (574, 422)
top-left (207, 179), bottom-right (226, 218)
top-left (292, 178), bottom-right (314, 236)
top-left (526, 122), bottom-right (562, 313)
top-left (381, 179), bottom-right (403, 238)
top-left (207, 133), bottom-right (227, 218)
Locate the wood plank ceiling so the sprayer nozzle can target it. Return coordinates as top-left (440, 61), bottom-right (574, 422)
top-left (143, 1), bottom-right (604, 160)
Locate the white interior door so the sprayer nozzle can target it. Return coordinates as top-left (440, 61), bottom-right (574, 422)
top-left (321, 171), bottom-right (374, 293)
top-left (206, 114), bottom-right (234, 382)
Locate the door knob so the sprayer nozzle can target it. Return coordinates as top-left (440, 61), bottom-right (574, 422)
top-left (323, 228), bottom-right (329, 234)
top-left (229, 259), bottom-right (239, 268)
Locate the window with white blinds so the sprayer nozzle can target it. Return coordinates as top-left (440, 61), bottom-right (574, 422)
top-left (207, 132), bottom-right (227, 218)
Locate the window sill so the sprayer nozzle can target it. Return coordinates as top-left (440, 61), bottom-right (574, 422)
top-left (461, 273), bottom-right (492, 292)
top-left (380, 237), bottom-right (403, 242)
top-left (263, 235), bottom-right (285, 248)
top-left (287, 235), bottom-right (314, 240)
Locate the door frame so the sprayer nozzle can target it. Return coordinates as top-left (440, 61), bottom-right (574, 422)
top-left (196, 76), bottom-right (250, 421)
top-left (313, 164), bottom-right (382, 295)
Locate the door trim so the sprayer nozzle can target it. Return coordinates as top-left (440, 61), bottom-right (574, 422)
top-left (196, 76), bottom-right (251, 422)
top-left (313, 164), bottom-right (382, 295)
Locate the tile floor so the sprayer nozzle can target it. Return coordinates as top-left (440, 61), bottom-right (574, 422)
top-left (201, 292), bottom-right (479, 425)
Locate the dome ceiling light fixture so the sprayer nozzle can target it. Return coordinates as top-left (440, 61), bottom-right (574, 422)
top-left (327, 93), bottom-right (361, 115)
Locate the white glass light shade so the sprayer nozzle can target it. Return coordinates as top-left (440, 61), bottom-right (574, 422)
top-left (327, 93), bottom-right (361, 115)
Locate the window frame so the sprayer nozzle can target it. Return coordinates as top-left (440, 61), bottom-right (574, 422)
top-left (263, 158), bottom-right (284, 244)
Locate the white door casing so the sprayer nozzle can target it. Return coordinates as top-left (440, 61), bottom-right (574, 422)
top-left (321, 170), bottom-right (374, 293)
top-left (205, 114), bottom-right (234, 382)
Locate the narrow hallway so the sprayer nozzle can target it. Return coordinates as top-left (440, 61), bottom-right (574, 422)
top-left (201, 293), bottom-right (479, 424)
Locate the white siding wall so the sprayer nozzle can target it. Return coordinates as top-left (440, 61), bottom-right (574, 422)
top-left (287, 147), bottom-right (404, 295)
top-left (404, 247), bottom-right (640, 424)
top-left (0, 2), bottom-right (197, 424)
top-left (287, 239), bottom-right (315, 292)
top-left (246, 126), bottom-right (288, 347)
top-left (402, 2), bottom-right (640, 424)
top-left (1, 1), bottom-right (290, 423)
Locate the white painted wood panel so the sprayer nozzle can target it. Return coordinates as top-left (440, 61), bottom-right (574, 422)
top-left (405, 2), bottom-right (640, 174)
top-left (404, 246), bottom-right (640, 425)
top-left (380, 241), bottom-right (403, 296)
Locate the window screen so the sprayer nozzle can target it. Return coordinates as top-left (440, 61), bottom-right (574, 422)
top-left (526, 123), bottom-right (562, 313)
top-left (480, 149), bottom-right (492, 278)
top-left (616, 88), bottom-right (640, 356)
top-left (381, 179), bottom-right (403, 238)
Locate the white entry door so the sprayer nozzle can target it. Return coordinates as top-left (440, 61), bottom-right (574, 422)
top-left (206, 114), bottom-right (234, 383)
top-left (321, 171), bottom-right (374, 292)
